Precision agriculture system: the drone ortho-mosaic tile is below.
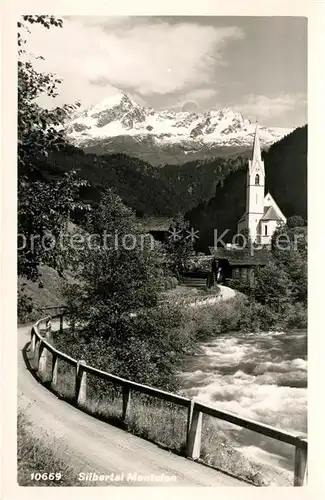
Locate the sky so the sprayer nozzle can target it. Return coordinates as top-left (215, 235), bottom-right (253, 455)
top-left (23, 16), bottom-right (307, 128)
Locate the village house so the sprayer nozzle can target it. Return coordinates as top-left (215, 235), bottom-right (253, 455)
top-left (139, 216), bottom-right (173, 242)
top-left (208, 246), bottom-right (271, 287)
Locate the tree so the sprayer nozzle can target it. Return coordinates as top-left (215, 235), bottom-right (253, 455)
top-left (62, 190), bottom-right (192, 389)
top-left (164, 214), bottom-right (195, 275)
top-left (287, 215), bottom-right (305, 228)
top-left (63, 189), bottom-right (165, 336)
top-left (18, 16), bottom-right (76, 176)
top-left (59, 301), bottom-right (191, 391)
top-left (17, 16), bottom-right (87, 280)
top-left (254, 261), bottom-right (293, 309)
top-left (18, 171), bottom-right (89, 280)
top-left (271, 223), bottom-right (307, 304)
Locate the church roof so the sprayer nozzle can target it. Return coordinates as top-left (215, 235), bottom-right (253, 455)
top-left (261, 206), bottom-right (283, 221)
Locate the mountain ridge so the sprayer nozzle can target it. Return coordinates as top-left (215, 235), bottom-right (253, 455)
top-left (32, 125), bottom-right (306, 236)
top-left (65, 92), bottom-right (293, 165)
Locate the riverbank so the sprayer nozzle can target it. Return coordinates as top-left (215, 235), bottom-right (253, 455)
top-left (179, 328), bottom-right (307, 482)
top-left (181, 294), bottom-right (307, 339)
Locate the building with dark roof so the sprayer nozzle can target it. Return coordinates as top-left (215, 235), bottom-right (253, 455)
top-left (209, 246), bottom-right (272, 286)
top-left (138, 216), bottom-right (173, 242)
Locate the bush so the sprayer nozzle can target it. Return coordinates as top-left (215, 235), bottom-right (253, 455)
top-left (180, 296), bottom-right (248, 340)
top-left (281, 302), bottom-right (307, 329)
top-left (55, 302), bottom-right (194, 392)
top-left (162, 276), bottom-right (178, 291)
top-left (287, 215), bottom-right (305, 228)
top-left (180, 293), bottom-right (307, 340)
top-left (18, 287), bottom-right (35, 323)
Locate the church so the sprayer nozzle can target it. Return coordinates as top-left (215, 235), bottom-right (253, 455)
top-left (237, 123), bottom-right (286, 246)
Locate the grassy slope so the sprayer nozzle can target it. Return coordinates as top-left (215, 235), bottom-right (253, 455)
top-left (17, 411), bottom-right (79, 486)
top-left (18, 266), bottom-right (66, 308)
top-left (18, 265), bottom-right (73, 322)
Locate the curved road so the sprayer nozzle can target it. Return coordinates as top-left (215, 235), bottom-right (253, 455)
top-left (18, 321), bottom-right (247, 487)
top-left (218, 284), bottom-right (237, 301)
top-left (188, 284), bottom-right (237, 307)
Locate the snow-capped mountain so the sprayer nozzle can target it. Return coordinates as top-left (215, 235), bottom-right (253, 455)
top-left (65, 93), bottom-right (293, 165)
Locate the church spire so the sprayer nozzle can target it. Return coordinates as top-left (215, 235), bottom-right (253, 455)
top-left (252, 122), bottom-right (262, 164)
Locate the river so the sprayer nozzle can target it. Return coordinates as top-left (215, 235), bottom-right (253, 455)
top-left (179, 329), bottom-right (307, 477)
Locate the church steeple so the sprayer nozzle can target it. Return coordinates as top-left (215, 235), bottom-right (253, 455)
top-left (249, 122), bottom-right (265, 176)
top-left (241, 121), bottom-right (265, 242)
top-left (252, 122), bottom-right (262, 164)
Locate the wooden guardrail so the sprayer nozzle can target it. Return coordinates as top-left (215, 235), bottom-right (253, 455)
top-left (29, 314), bottom-right (308, 487)
top-left (38, 306), bottom-right (67, 332)
top-left (39, 305), bottom-right (67, 312)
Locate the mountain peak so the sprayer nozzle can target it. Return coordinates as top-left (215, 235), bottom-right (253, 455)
top-left (91, 92), bottom-right (136, 112)
top-left (66, 92), bottom-right (293, 164)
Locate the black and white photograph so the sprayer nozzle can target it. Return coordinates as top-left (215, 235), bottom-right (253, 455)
top-left (12, 10), bottom-right (310, 490)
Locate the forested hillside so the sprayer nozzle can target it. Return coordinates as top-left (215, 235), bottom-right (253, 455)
top-left (265, 125), bottom-right (307, 218)
top-left (186, 125), bottom-right (307, 252)
top-left (32, 146), bottom-right (248, 218)
top-left (31, 125), bottom-right (306, 246)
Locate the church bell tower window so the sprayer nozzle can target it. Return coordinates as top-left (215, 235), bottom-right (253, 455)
top-left (255, 174), bottom-right (260, 185)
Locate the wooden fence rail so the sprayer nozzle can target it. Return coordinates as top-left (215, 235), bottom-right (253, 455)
top-left (29, 314), bottom-right (308, 487)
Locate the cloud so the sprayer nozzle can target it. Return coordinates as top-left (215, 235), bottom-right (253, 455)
top-left (178, 88), bottom-right (220, 108)
top-left (236, 93), bottom-right (307, 120)
top-left (184, 88), bottom-right (219, 101)
top-left (148, 87), bottom-right (220, 112)
top-left (25, 16), bottom-right (244, 108)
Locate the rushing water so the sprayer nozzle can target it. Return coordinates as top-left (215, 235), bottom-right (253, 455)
top-left (179, 329), bottom-right (307, 473)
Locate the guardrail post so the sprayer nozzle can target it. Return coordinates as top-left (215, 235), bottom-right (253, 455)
top-left (59, 314), bottom-right (64, 334)
top-left (294, 440), bottom-right (308, 486)
top-left (30, 327), bottom-right (36, 355)
top-left (46, 318), bottom-right (52, 337)
top-left (122, 386), bottom-right (131, 422)
top-left (38, 341), bottom-right (48, 378)
top-left (75, 361), bottom-right (87, 406)
top-left (186, 400), bottom-right (194, 442)
top-left (52, 354), bottom-right (58, 386)
top-left (33, 338), bottom-right (40, 370)
top-left (186, 404), bottom-right (202, 459)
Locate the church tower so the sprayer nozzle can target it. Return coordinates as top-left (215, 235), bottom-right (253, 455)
top-left (245, 123), bottom-right (265, 242)
top-left (237, 122), bottom-right (286, 247)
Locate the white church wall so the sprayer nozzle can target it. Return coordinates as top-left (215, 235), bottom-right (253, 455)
top-left (260, 220), bottom-right (280, 246)
top-left (246, 160), bottom-right (265, 217)
top-left (247, 214), bottom-right (262, 242)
